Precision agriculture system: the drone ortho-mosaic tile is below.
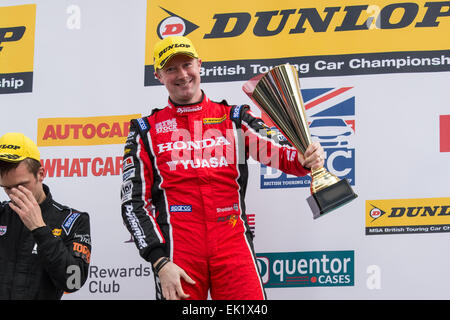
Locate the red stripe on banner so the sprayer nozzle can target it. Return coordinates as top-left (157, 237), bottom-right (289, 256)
top-left (440, 115), bottom-right (450, 152)
top-left (304, 87), bottom-right (352, 110)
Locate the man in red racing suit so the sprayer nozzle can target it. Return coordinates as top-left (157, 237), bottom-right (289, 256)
top-left (121, 36), bottom-right (325, 300)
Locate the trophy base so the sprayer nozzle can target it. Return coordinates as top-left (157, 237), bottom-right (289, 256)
top-left (307, 179), bottom-right (357, 219)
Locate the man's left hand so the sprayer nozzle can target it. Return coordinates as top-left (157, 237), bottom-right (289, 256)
top-left (8, 185), bottom-right (46, 231)
top-left (302, 142), bottom-right (325, 170)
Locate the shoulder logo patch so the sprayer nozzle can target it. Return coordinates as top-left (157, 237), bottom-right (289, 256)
top-left (62, 212), bottom-right (81, 235)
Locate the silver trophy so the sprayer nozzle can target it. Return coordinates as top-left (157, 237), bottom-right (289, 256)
top-left (243, 63), bottom-right (357, 218)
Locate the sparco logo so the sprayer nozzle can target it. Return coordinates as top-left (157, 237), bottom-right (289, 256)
top-left (170, 205), bottom-right (192, 212)
top-left (204, 2), bottom-right (450, 38)
top-left (157, 7), bottom-right (199, 39)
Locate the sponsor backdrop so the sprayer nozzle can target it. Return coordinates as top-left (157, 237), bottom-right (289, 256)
top-left (1, 0), bottom-right (449, 300)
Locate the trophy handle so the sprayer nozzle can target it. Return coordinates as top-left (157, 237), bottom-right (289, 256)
top-left (310, 167), bottom-right (340, 194)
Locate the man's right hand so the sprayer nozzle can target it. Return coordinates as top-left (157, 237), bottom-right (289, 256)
top-left (155, 259), bottom-right (196, 300)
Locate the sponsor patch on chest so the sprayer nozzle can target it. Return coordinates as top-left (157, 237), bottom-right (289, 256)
top-left (155, 118), bottom-right (177, 134)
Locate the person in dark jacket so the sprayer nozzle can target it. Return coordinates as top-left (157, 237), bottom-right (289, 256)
top-left (0, 132), bottom-right (91, 300)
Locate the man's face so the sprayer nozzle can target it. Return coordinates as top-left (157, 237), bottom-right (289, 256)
top-left (0, 161), bottom-right (44, 203)
top-left (155, 54), bottom-right (202, 105)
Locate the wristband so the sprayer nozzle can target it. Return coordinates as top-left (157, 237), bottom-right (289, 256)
top-left (154, 257), bottom-right (170, 274)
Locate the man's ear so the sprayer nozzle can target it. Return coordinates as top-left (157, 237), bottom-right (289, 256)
top-left (154, 69), bottom-right (164, 85)
top-left (37, 166), bottom-right (45, 183)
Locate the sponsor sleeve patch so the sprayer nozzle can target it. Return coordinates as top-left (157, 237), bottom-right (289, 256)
top-left (137, 118), bottom-right (148, 131)
top-left (231, 105), bottom-right (243, 120)
top-left (62, 211), bottom-right (81, 235)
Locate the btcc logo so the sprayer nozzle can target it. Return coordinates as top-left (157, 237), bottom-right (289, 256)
top-left (0, 26), bottom-right (25, 52)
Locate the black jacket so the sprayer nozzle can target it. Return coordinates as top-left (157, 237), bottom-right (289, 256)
top-left (0, 184), bottom-right (91, 299)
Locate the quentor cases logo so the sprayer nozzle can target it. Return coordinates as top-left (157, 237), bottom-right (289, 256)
top-left (256, 251), bottom-right (354, 287)
top-left (366, 197), bottom-right (450, 235)
top-left (0, 4), bottom-right (36, 94)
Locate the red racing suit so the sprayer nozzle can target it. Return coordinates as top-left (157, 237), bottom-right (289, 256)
top-left (121, 92), bottom-right (309, 300)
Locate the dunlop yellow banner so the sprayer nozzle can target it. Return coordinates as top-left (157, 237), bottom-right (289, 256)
top-left (0, 4), bottom-right (36, 93)
top-left (37, 114), bottom-right (141, 147)
top-left (366, 198), bottom-right (450, 235)
top-left (145, 0), bottom-right (450, 63)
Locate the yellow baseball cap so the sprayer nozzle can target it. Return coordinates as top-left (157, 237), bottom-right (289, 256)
top-left (0, 132), bottom-right (40, 163)
top-left (153, 36), bottom-right (199, 70)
